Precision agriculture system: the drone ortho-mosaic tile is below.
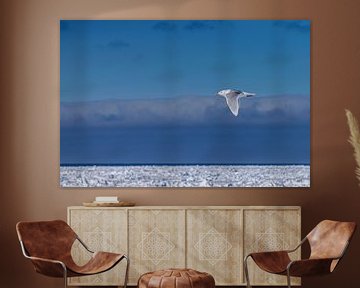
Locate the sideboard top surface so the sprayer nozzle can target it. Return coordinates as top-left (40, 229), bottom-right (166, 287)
top-left (68, 205), bottom-right (301, 210)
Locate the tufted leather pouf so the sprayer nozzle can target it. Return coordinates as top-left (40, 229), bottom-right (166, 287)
top-left (138, 268), bottom-right (215, 288)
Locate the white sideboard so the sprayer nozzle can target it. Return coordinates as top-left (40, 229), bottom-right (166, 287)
top-left (67, 206), bottom-right (301, 286)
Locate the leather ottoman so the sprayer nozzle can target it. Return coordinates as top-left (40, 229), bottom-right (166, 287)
top-left (138, 268), bottom-right (215, 288)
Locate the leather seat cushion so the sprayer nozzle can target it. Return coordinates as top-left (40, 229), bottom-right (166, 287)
top-left (138, 268), bottom-right (215, 288)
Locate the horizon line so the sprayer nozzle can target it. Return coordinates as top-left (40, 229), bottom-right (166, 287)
top-left (60, 163), bottom-right (310, 167)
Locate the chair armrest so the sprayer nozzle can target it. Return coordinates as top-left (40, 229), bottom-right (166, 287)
top-left (26, 255), bottom-right (65, 265)
top-left (19, 240), bottom-right (67, 277)
top-left (246, 250), bottom-right (291, 261)
top-left (245, 237), bottom-right (306, 259)
top-left (25, 255), bottom-right (67, 278)
top-left (246, 251), bottom-right (292, 274)
top-left (287, 258), bottom-right (336, 277)
top-left (285, 237), bottom-right (307, 253)
top-left (76, 236), bottom-right (94, 253)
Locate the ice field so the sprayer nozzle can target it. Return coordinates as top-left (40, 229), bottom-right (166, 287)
top-left (60, 165), bottom-right (310, 188)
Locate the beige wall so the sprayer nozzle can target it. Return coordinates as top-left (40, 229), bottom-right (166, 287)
top-left (1, 0), bottom-right (360, 287)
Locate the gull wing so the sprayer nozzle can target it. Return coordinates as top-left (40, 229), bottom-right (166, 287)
top-left (225, 93), bottom-right (240, 116)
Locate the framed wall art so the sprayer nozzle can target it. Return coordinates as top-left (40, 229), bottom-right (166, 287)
top-left (60, 20), bottom-right (310, 187)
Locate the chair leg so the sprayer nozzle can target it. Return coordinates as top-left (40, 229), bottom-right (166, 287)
top-left (62, 264), bottom-right (68, 288)
top-left (244, 255), bottom-right (252, 288)
top-left (123, 255), bottom-right (130, 288)
top-left (286, 269), bottom-right (291, 288)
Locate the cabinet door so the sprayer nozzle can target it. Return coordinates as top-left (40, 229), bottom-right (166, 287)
top-left (68, 208), bottom-right (128, 286)
top-left (244, 209), bottom-right (301, 286)
top-left (128, 209), bottom-right (186, 284)
top-left (187, 209), bottom-right (243, 285)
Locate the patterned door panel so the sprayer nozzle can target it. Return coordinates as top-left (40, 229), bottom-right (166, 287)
top-left (187, 209), bottom-right (243, 285)
top-left (244, 209), bottom-right (301, 286)
top-left (128, 209), bottom-right (186, 284)
top-left (68, 209), bottom-right (127, 286)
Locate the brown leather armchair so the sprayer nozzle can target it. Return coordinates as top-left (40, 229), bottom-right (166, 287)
top-left (16, 220), bottom-right (129, 288)
top-left (244, 220), bottom-right (356, 288)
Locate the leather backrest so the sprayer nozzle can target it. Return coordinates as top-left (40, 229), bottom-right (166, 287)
top-left (16, 220), bottom-right (77, 261)
top-left (307, 220), bottom-right (356, 260)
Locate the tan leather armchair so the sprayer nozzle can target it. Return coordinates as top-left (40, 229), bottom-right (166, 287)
top-left (244, 220), bottom-right (356, 288)
top-left (16, 220), bottom-right (129, 288)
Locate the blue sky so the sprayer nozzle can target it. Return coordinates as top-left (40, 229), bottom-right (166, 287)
top-left (60, 20), bottom-right (310, 165)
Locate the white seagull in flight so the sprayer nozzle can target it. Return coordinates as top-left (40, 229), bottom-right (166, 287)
top-left (217, 89), bottom-right (255, 116)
